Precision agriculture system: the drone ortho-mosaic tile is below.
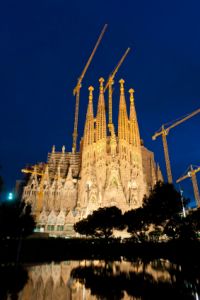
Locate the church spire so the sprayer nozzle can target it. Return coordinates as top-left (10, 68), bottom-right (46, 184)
top-left (96, 77), bottom-right (107, 141)
top-left (129, 88), bottom-right (140, 147)
top-left (83, 86), bottom-right (94, 146)
top-left (118, 79), bottom-right (129, 141)
top-left (156, 164), bottom-right (163, 182)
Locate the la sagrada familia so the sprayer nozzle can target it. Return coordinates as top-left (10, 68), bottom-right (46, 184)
top-left (22, 78), bottom-right (163, 235)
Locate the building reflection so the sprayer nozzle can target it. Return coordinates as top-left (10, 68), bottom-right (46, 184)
top-left (18, 261), bottom-right (94, 300)
top-left (17, 259), bottom-right (199, 300)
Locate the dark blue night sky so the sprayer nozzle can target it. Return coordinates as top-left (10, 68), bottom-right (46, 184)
top-left (0, 0), bottom-right (199, 205)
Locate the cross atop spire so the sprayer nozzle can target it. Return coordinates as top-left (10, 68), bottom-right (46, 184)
top-left (119, 79), bottom-right (125, 95)
top-left (88, 86), bottom-right (94, 102)
top-left (129, 88), bottom-right (135, 103)
top-left (96, 78), bottom-right (107, 141)
top-left (99, 77), bottom-right (104, 93)
top-left (83, 86), bottom-right (95, 147)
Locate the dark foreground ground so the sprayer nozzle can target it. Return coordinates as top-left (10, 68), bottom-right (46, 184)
top-left (0, 236), bottom-right (199, 264)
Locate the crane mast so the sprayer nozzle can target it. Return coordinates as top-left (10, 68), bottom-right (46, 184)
top-left (72, 24), bottom-right (108, 153)
top-left (152, 108), bottom-right (200, 183)
top-left (161, 126), bottom-right (173, 183)
top-left (176, 165), bottom-right (200, 207)
top-left (104, 48), bottom-right (130, 128)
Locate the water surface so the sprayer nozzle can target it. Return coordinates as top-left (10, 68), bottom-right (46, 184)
top-left (13, 258), bottom-right (200, 299)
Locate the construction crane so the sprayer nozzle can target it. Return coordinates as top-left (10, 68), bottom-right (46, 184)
top-left (22, 165), bottom-right (61, 214)
top-left (104, 47), bottom-right (130, 128)
top-left (152, 108), bottom-right (200, 184)
top-left (176, 165), bottom-right (200, 207)
top-left (72, 24), bottom-right (108, 153)
top-left (22, 166), bottom-right (47, 177)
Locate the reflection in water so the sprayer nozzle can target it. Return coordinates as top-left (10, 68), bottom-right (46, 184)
top-left (0, 265), bottom-right (28, 300)
top-left (17, 261), bottom-right (90, 300)
top-left (16, 259), bottom-right (199, 300)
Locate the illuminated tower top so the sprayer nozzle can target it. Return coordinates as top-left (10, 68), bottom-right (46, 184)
top-left (96, 78), bottom-right (107, 141)
top-left (83, 86), bottom-right (94, 146)
top-left (118, 79), bottom-right (129, 142)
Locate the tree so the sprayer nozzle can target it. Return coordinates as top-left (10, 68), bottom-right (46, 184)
top-left (0, 201), bottom-right (36, 239)
top-left (187, 208), bottom-right (200, 233)
top-left (0, 166), bottom-right (4, 198)
top-left (0, 265), bottom-right (28, 300)
top-left (142, 182), bottom-right (187, 226)
top-left (173, 208), bottom-right (200, 241)
top-left (0, 176), bottom-right (3, 196)
top-left (123, 208), bottom-right (149, 241)
top-left (142, 182), bottom-right (198, 241)
top-left (74, 206), bottom-right (123, 238)
top-left (75, 183), bottom-right (191, 241)
top-left (124, 182), bottom-right (189, 241)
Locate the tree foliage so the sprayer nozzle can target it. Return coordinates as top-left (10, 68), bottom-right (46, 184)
top-left (123, 208), bottom-right (149, 241)
top-left (0, 176), bottom-right (3, 195)
top-left (187, 208), bottom-right (200, 232)
top-left (74, 206), bottom-right (122, 238)
top-left (142, 182), bottom-right (185, 225)
top-left (123, 182), bottom-right (188, 241)
top-left (164, 216), bottom-right (189, 240)
top-left (0, 265), bottom-right (28, 300)
top-left (0, 166), bottom-right (4, 196)
top-left (0, 201), bottom-right (36, 239)
top-left (74, 182), bottom-right (199, 241)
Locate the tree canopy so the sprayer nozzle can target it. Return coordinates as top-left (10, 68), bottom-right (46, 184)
top-left (74, 206), bottom-right (122, 238)
top-left (142, 182), bottom-right (186, 225)
top-left (74, 182), bottom-right (199, 242)
top-left (0, 201), bottom-right (35, 239)
top-left (0, 166), bottom-right (4, 197)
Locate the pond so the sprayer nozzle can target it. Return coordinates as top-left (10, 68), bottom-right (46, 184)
top-left (2, 258), bottom-right (200, 299)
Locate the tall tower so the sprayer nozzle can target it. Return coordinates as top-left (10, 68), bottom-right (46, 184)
top-left (129, 88), bottom-right (140, 147)
top-left (77, 78), bottom-right (148, 216)
top-left (96, 78), bottom-right (107, 141)
top-left (128, 88), bottom-right (146, 206)
top-left (78, 86), bottom-right (98, 214)
top-left (83, 86), bottom-right (95, 148)
top-left (118, 79), bottom-right (129, 143)
top-left (117, 79), bottom-right (131, 202)
top-left (95, 78), bottom-right (107, 204)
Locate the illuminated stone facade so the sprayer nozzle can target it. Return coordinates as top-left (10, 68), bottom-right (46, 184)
top-left (22, 78), bottom-right (162, 235)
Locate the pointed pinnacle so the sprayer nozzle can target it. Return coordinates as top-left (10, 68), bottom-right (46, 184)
top-left (99, 77), bottom-right (104, 93)
top-left (108, 77), bottom-right (114, 85)
top-left (88, 86), bottom-right (94, 101)
top-left (119, 79), bottom-right (125, 94)
top-left (129, 88), bottom-right (135, 103)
